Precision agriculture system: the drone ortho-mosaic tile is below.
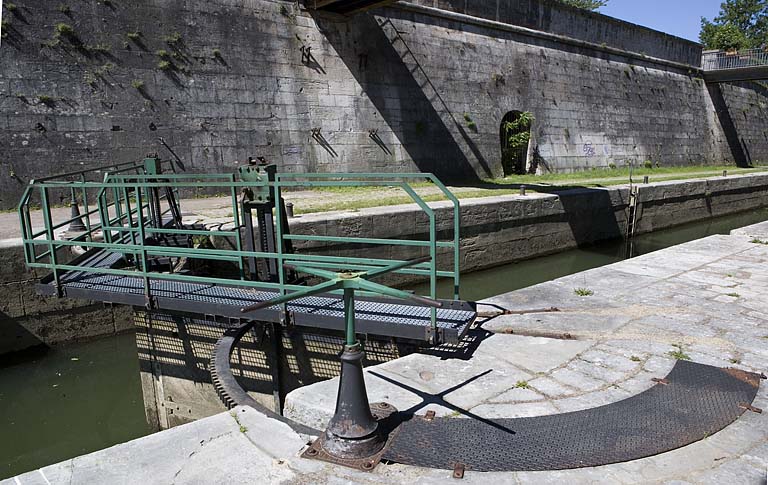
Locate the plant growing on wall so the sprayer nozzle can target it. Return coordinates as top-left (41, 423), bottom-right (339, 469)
top-left (163, 31), bottom-right (182, 45)
top-left (504, 111), bottom-right (534, 152)
top-left (37, 95), bottom-right (56, 106)
top-left (55, 23), bottom-right (75, 37)
top-left (463, 113), bottom-right (477, 131)
top-left (557, 0), bottom-right (608, 10)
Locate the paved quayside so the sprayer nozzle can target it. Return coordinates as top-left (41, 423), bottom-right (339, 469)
top-left (6, 223), bottom-right (768, 484)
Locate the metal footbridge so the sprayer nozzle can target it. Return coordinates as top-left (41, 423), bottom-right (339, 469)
top-left (19, 158), bottom-right (475, 345)
top-left (702, 48), bottom-right (768, 83)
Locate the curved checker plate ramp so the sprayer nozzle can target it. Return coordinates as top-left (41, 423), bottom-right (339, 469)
top-left (382, 361), bottom-right (762, 472)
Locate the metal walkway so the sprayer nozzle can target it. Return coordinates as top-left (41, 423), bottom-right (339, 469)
top-left (22, 160), bottom-right (475, 344)
top-left (39, 247), bottom-right (475, 343)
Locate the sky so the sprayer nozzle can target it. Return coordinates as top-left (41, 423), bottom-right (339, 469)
top-left (599, 0), bottom-right (724, 43)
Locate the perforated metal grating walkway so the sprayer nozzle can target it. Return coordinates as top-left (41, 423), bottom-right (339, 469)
top-left (43, 249), bottom-right (476, 343)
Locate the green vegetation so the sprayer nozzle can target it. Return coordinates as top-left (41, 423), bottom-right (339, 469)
top-left (515, 380), bottom-right (529, 389)
top-left (750, 238), bottom-right (768, 245)
top-left (488, 165), bottom-right (761, 188)
top-left (557, 0), bottom-right (608, 10)
top-left (4, 2), bottom-right (16, 12)
top-left (700, 0), bottom-right (767, 50)
top-left (296, 187), bottom-right (523, 215)
top-left (295, 165), bottom-right (765, 214)
top-left (163, 31), bottom-right (182, 45)
top-left (230, 411), bottom-right (248, 433)
top-left (630, 356), bottom-right (641, 362)
top-left (729, 358), bottom-right (741, 364)
top-left (156, 49), bottom-right (170, 58)
top-left (504, 111), bottom-right (534, 154)
top-left (37, 95), bottom-right (55, 106)
top-left (668, 344), bottom-right (691, 361)
top-left (57, 4), bottom-right (71, 14)
top-left (725, 292), bottom-right (740, 298)
top-left (574, 288), bottom-right (594, 296)
top-left (55, 22), bottom-right (75, 37)
top-left (130, 79), bottom-right (144, 90)
top-left (126, 31), bottom-right (140, 40)
top-left (212, 48), bottom-right (222, 57)
top-left (157, 60), bottom-right (172, 71)
top-left (462, 113), bottom-right (477, 131)
top-left (0, 20), bottom-right (9, 38)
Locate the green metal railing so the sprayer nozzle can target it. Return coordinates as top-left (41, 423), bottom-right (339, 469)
top-left (18, 163), bottom-right (461, 331)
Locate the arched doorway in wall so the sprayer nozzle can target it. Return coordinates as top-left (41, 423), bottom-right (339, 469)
top-left (500, 111), bottom-right (533, 176)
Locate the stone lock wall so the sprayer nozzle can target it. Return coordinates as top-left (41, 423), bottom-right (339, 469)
top-left (0, 0), bottom-right (767, 210)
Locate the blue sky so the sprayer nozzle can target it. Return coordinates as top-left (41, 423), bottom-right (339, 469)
top-left (599, 0), bottom-right (724, 43)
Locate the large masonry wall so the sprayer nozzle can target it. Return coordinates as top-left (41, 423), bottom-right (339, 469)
top-left (1, 0), bottom-right (767, 209)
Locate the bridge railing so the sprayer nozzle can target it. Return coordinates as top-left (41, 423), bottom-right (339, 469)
top-left (702, 48), bottom-right (768, 71)
top-left (16, 159), bottom-right (175, 277)
top-left (18, 166), bottom-right (461, 329)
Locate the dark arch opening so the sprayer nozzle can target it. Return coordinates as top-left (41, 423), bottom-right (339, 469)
top-left (500, 111), bottom-right (532, 176)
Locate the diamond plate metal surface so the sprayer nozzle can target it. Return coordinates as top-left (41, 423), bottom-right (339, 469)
top-left (382, 361), bottom-right (762, 472)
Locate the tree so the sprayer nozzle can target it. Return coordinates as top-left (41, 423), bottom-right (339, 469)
top-left (558, 0), bottom-right (609, 10)
top-left (700, 0), bottom-right (768, 51)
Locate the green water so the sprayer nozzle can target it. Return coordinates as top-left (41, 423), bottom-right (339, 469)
top-left (2, 207), bottom-right (767, 479)
top-left (409, 207), bottom-right (768, 302)
top-left (0, 332), bottom-right (150, 479)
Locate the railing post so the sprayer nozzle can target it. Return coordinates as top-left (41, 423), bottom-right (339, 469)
top-left (135, 184), bottom-right (152, 308)
top-left (39, 186), bottom-right (61, 295)
top-left (230, 173), bottom-right (245, 279)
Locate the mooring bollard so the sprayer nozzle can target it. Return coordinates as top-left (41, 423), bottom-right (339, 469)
top-left (241, 256), bottom-right (441, 469)
top-left (67, 193), bottom-right (87, 233)
top-left (643, 175), bottom-right (649, 184)
top-left (285, 202), bottom-right (295, 218)
top-left (520, 185), bottom-right (526, 196)
top-left (723, 170), bottom-right (728, 177)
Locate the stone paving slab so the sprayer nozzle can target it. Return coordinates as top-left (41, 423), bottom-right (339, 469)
top-left (5, 232), bottom-right (768, 484)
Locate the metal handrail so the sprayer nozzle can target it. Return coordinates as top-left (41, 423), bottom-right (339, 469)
top-left (702, 48), bottom-right (768, 71)
top-left (18, 167), bottom-right (461, 331)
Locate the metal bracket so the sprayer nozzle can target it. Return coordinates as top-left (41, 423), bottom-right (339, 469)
top-left (425, 326), bottom-right (444, 345)
top-left (144, 295), bottom-right (157, 310)
top-left (281, 308), bottom-right (295, 330)
top-left (739, 403), bottom-right (763, 414)
top-left (452, 463), bottom-right (466, 479)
